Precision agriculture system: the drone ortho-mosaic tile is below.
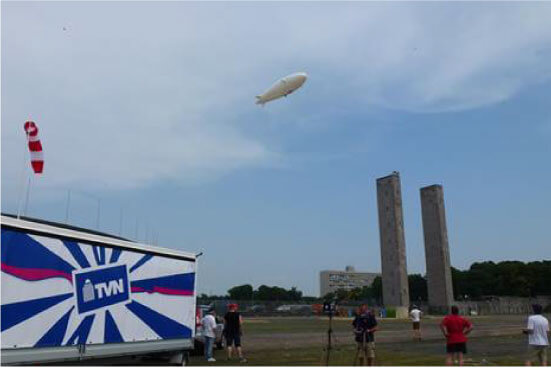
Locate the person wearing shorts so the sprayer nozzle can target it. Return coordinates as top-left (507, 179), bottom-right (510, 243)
top-left (526, 346), bottom-right (548, 367)
top-left (353, 305), bottom-right (378, 366)
top-left (447, 341), bottom-right (467, 355)
top-left (440, 306), bottom-right (473, 366)
top-left (523, 304), bottom-right (549, 366)
top-left (410, 305), bottom-right (422, 341)
top-left (224, 304), bottom-right (247, 363)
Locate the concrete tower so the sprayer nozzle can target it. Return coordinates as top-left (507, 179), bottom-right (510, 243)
top-left (376, 171), bottom-right (410, 318)
top-left (420, 185), bottom-right (454, 313)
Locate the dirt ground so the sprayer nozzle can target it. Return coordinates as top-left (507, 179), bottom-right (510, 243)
top-left (190, 314), bottom-right (549, 366)
top-left (241, 315), bottom-right (526, 352)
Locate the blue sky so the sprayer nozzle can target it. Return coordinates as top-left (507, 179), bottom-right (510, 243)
top-left (2, 2), bottom-right (550, 296)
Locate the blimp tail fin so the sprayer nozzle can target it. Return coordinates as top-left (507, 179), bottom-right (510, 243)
top-left (255, 96), bottom-right (265, 106)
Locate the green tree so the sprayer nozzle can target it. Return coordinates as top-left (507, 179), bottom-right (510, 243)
top-left (254, 285), bottom-right (287, 301)
top-left (228, 284), bottom-right (254, 300)
top-left (451, 260), bottom-right (551, 299)
top-left (287, 287), bottom-right (303, 301)
top-left (371, 276), bottom-right (383, 302)
top-left (254, 285), bottom-right (271, 300)
top-left (408, 274), bottom-right (427, 302)
top-left (335, 288), bottom-right (350, 301)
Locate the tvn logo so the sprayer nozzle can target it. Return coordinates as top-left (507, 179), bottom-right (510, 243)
top-left (74, 264), bottom-right (130, 314)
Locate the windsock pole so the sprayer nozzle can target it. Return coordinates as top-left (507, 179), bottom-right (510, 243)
top-left (16, 129), bottom-right (30, 219)
top-left (18, 119), bottom-right (44, 219)
top-left (23, 176), bottom-right (32, 216)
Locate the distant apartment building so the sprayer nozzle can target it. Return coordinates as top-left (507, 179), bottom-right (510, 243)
top-left (319, 266), bottom-right (380, 297)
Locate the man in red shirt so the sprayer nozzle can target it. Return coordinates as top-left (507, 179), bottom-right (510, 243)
top-left (440, 306), bottom-right (473, 366)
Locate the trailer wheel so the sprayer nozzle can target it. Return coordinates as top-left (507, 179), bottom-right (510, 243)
top-left (181, 352), bottom-right (190, 366)
top-left (193, 340), bottom-right (204, 355)
top-left (168, 351), bottom-right (189, 366)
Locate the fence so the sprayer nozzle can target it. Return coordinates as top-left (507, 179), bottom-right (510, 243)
top-left (199, 295), bottom-right (551, 317)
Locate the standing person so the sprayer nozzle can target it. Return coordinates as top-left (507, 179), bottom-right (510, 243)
top-left (523, 304), bottom-right (549, 366)
top-left (440, 306), bottom-right (473, 366)
top-left (201, 308), bottom-right (217, 362)
top-left (224, 303), bottom-right (247, 363)
top-left (410, 305), bottom-right (423, 341)
top-left (352, 304), bottom-right (378, 366)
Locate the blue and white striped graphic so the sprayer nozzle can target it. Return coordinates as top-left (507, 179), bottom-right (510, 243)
top-left (1, 228), bottom-right (195, 349)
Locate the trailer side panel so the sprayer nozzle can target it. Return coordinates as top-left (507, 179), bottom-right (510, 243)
top-left (1, 225), bottom-right (196, 355)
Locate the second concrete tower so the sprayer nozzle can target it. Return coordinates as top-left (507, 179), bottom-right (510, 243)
top-left (420, 185), bottom-right (454, 313)
top-left (376, 172), bottom-right (410, 318)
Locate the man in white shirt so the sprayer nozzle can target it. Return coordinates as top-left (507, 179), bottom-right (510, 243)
top-left (201, 309), bottom-right (217, 362)
top-left (523, 304), bottom-right (549, 366)
top-left (410, 305), bottom-right (423, 341)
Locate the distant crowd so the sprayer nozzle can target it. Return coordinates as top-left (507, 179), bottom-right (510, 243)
top-left (200, 303), bottom-right (549, 366)
top-left (352, 303), bottom-right (549, 366)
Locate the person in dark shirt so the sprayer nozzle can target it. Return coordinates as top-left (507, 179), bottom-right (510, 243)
top-left (224, 303), bottom-right (247, 362)
top-left (352, 305), bottom-right (378, 366)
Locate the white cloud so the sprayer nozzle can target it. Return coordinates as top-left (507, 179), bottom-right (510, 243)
top-left (282, 3), bottom-right (551, 112)
top-left (2, 2), bottom-right (551, 199)
top-left (1, 2), bottom-right (282, 200)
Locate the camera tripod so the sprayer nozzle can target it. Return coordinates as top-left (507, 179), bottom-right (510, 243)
top-left (320, 309), bottom-right (334, 366)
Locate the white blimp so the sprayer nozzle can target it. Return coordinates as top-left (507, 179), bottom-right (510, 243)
top-left (255, 72), bottom-right (308, 106)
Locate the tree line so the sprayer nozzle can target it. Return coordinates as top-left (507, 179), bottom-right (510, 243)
top-left (325, 260), bottom-right (551, 302)
top-left (226, 284), bottom-right (304, 301)
top-left (202, 260), bottom-right (550, 302)
top-left (452, 260), bottom-right (551, 299)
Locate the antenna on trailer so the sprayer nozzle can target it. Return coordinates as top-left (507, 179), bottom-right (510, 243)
top-left (65, 190), bottom-right (71, 224)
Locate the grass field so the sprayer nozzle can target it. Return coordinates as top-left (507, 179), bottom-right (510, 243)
top-left (189, 314), bottom-right (550, 366)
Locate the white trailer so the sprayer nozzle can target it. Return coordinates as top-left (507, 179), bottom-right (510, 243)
top-left (1, 215), bottom-right (198, 365)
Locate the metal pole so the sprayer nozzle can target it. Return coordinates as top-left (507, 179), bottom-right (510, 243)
top-left (326, 311), bottom-right (332, 365)
top-left (23, 176), bottom-right (32, 216)
top-left (17, 132), bottom-right (29, 219)
top-left (96, 198), bottom-right (101, 230)
top-left (322, 306), bottom-right (334, 366)
top-left (65, 190), bottom-right (71, 224)
top-left (119, 207), bottom-right (123, 236)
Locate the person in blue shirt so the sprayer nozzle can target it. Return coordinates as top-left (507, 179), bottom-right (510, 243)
top-left (353, 305), bottom-right (378, 366)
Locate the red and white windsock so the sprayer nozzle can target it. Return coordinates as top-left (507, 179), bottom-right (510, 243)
top-left (24, 121), bottom-right (44, 174)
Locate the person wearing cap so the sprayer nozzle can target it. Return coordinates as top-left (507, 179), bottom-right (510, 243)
top-left (224, 303), bottom-right (247, 362)
top-left (201, 308), bottom-right (217, 362)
